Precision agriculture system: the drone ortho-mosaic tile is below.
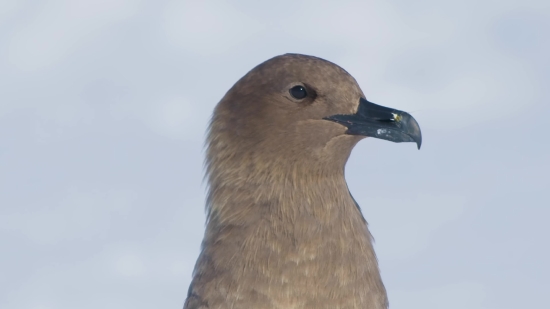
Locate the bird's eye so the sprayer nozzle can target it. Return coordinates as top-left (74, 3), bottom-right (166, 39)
top-left (289, 85), bottom-right (307, 100)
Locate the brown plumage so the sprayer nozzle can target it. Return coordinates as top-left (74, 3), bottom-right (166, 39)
top-left (184, 54), bottom-right (421, 309)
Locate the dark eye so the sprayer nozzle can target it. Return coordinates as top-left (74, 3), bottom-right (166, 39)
top-left (289, 85), bottom-right (307, 100)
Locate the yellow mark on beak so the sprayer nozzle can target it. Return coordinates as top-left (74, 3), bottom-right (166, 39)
top-left (392, 113), bottom-right (403, 122)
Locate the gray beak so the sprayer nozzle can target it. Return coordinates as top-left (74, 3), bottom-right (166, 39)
top-left (324, 98), bottom-right (422, 149)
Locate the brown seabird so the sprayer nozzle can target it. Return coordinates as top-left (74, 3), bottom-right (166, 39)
top-left (184, 53), bottom-right (422, 309)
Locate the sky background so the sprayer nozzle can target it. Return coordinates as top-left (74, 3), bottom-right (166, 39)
top-left (1, 0), bottom-right (549, 308)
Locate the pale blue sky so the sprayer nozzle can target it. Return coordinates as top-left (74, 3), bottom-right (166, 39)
top-left (1, 1), bottom-right (549, 308)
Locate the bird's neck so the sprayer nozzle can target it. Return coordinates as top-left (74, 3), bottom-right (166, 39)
top-left (196, 168), bottom-right (388, 308)
top-left (206, 165), bottom-right (358, 226)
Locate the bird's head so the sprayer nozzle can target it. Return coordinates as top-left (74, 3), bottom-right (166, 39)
top-left (207, 54), bottom-right (421, 178)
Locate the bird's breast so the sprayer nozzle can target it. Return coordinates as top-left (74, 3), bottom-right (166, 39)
top-left (187, 197), bottom-right (387, 309)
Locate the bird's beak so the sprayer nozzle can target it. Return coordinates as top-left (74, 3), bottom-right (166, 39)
top-left (324, 98), bottom-right (422, 149)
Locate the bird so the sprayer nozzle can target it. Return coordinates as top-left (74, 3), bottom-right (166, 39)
top-left (183, 53), bottom-right (422, 309)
